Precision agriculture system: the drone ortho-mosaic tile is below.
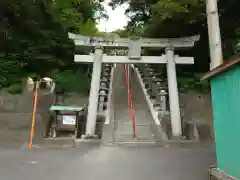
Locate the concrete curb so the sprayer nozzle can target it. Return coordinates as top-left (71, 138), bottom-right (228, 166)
top-left (103, 140), bottom-right (214, 148)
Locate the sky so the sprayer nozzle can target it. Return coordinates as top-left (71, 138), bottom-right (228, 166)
top-left (97, 0), bottom-right (129, 32)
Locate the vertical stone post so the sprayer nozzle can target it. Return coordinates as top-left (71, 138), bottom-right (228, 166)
top-left (166, 47), bottom-right (182, 138)
top-left (85, 47), bottom-right (103, 137)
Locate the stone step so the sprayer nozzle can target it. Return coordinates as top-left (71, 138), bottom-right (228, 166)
top-left (114, 125), bottom-right (155, 142)
top-left (102, 64), bottom-right (162, 143)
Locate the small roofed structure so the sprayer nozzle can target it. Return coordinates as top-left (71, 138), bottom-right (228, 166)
top-left (202, 54), bottom-right (240, 179)
top-left (202, 53), bottom-right (240, 80)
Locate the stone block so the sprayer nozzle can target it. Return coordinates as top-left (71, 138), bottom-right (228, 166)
top-left (209, 167), bottom-right (236, 180)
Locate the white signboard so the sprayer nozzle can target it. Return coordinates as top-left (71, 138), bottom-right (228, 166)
top-left (63, 115), bottom-right (76, 125)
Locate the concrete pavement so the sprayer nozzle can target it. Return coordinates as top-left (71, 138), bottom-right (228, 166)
top-left (0, 144), bottom-right (215, 180)
top-left (0, 65), bottom-right (216, 180)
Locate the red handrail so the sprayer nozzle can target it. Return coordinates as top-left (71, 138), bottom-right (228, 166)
top-left (122, 64), bottom-right (136, 138)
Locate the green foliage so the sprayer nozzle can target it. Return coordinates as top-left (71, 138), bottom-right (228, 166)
top-left (79, 19), bottom-right (99, 36)
top-left (0, 0), bottom-right (105, 94)
top-left (6, 83), bottom-right (23, 94)
top-left (110, 0), bottom-right (240, 72)
top-left (113, 29), bottom-right (130, 37)
top-left (51, 69), bottom-right (90, 94)
top-left (178, 75), bottom-right (210, 93)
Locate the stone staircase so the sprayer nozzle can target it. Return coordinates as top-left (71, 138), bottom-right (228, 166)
top-left (134, 64), bottom-right (208, 142)
top-left (112, 65), bottom-right (158, 143)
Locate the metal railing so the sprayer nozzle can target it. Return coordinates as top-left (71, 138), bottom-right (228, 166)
top-left (122, 64), bottom-right (136, 138)
top-left (105, 65), bottom-right (115, 125)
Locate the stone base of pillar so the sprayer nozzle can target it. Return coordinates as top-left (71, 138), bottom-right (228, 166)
top-left (171, 136), bottom-right (186, 141)
top-left (81, 134), bottom-right (99, 140)
top-left (208, 166), bottom-right (235, 180)
top-left (160, 117), bottom-right (187, 141)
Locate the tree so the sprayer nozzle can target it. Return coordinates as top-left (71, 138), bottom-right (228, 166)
top-left (109, 0), bottom-right (240, 72)
top-left (0, 0), bottom-right (106, 93)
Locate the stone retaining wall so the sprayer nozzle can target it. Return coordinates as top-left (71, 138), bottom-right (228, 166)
top-left (0, 88), bottom-right (213, 144)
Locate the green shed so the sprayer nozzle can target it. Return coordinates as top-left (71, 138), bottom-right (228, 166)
top-left (202, 54), bottom-right (240, 179)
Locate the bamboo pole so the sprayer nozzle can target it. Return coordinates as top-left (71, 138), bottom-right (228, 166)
top-left (29, 81), bottom-right (39, 149)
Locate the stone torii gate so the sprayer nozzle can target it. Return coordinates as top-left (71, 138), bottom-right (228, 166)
top-left (68, 33), bottom-right (199, 139)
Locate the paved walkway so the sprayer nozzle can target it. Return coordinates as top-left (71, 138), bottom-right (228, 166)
top-left (0, 144), bottom-right (215, 180)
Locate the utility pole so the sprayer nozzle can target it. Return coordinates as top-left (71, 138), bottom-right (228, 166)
top-left (206, 0), bottom-right (223, 69)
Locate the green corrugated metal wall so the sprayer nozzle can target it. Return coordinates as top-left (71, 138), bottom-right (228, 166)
top-left (211, 66), bottom-right (240, 179)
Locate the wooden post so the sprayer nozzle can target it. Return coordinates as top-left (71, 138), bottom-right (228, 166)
top-left (206, 0), bottom-right (223, 69)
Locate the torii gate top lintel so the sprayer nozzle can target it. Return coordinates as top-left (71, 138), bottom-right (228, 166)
top-left (68, 33), bottom-right (200, 49)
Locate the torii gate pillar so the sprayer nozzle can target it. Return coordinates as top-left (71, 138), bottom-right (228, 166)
top-left (166, 47), bottom-right (182, 137)
top-left (85, 47), bottom-right (103, 137)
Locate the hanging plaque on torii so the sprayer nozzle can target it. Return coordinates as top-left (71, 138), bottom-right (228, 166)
top-left (69, 33), bottom-right (200, 139)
